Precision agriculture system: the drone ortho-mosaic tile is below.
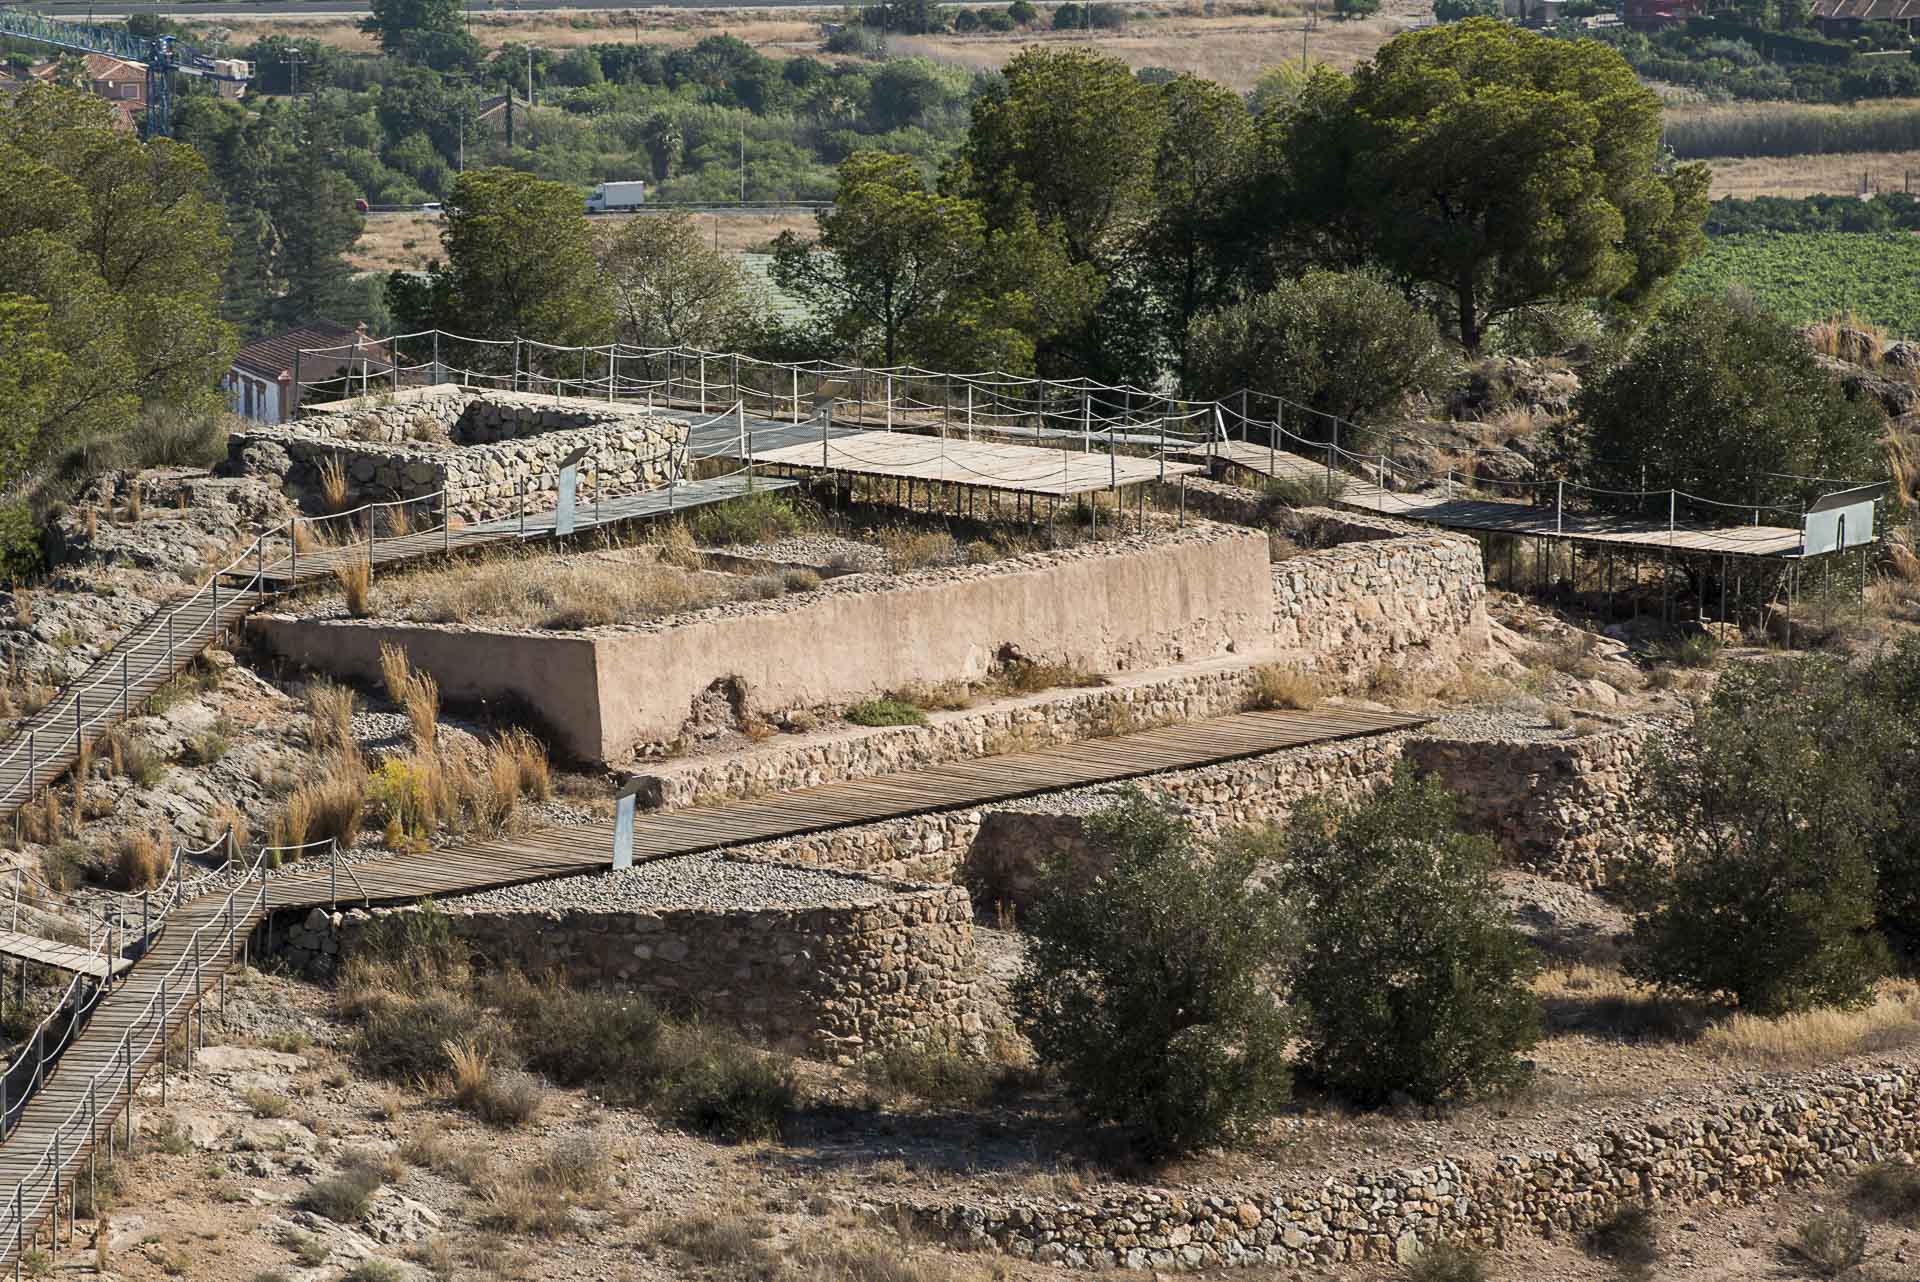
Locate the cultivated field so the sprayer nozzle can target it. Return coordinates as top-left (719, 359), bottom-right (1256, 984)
top-left (347, 208), bottom-right (816, 275)
top-left (184, 6), bottom-right (823, 55)
top-left (1701, 148), bottom-right (1920, 198)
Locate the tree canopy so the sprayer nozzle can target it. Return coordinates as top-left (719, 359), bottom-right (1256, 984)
top-left (1278, 20), bottom-right (1709, 350)
top-left (597, 212), bottom-right (758, 349)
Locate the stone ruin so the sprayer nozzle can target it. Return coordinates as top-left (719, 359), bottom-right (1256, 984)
top-left (221, 384), bottom-right (688, 519)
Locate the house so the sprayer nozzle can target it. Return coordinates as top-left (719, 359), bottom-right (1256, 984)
top-left (1811, 0), bottom-right (1920, 35)
top-left (1624, 0), bottom-right (1706, 27)
top-left (31, 52), bottom-right (147, 130)
top-left (223, 321), bottom-right (396, 425)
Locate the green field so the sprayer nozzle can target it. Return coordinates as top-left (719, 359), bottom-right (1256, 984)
top-left (1674, 231), bottom-right (1920, 337)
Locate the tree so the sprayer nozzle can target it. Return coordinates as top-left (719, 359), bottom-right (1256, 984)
top-left (963, 46), bottom-right (1163, 270)
top-left (772, 151), bottom-right (1093, 369)
top-left (359, 0), bottom-right (479, 70)
top-left (0, 296), bottom-right (70, 494)
top-left (1279, 21), bottom-right (1710, 351)
top-left (1012, 790), bottom-right (1295, 1157)
top-left (1434, 0), bottom-right (1501, 18)
top-left (1143, 75), bottom-right (1260, 379)
top-left (0, 85), bottom-right (233, 488)
top-left (433, 167), bottom-right (613, 346)
top-left (1185, 271), bottom-right (1454, 446)
top-left (1626, 658), bottom-right (1890, 1015)
top-left (1277, 768), bottom-right (1540, 1106)
top-left (597, 213), bottom-right (757, 349)
top-left (1334, 0), bottom-right (1382, 16)
top-left (641, 111), bottom-right (685, 183)
top-left (1576, 292), bottom-right (1885, 513)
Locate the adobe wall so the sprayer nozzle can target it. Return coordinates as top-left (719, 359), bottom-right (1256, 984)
top-left (280, 879), bottom-right (981, 1058)
top-left (252, 526), bottom-right (1275, 763)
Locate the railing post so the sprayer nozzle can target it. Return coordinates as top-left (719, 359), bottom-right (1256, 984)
top-left (1557, 479), bottom-right (1565, 535)
top-left (121, 1034), bottom-right (131, 1153)
top-left (746, 428), bottom-right (755, 493)
top-left (443, 490), bottom-right (451, 553)
top-left (330, 838), bottom-right (338, 910)
top-left (519, 478), bottom-right (526, 538)
top-left (120, 652), bottom-right (128, 718)
top-left (791, 367), bottom-right (800, 424)
top-left (140, 891), bottom-right (148, 954)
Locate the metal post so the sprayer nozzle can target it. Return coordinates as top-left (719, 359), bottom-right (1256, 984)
top-left (1082, 393), bottom-right (1090, 453)
top-left (966, 384), bottom-right (973, 437)
top-left (330, 838), bottom-right (338, 909)
top-left (746, 428), bottom-right (755, 493)
top-left (821, 401), bottom-right (831, 470)
top-left (1557, 479), bottom-right (1564, 535)
top-left (884, 374), bottom-right (893, 429)
top-left (443, 489), bottom-right (451, 552)
top-left (432, 329), bottom-right (441, 384)
top-left (1327, 418), bottom-right (1338, 503)
top-left (512, 338), bottom-right (522, 393)
top-left (119, 653), bottom-right (128, 719)
top-left (519, 478), bottom-right (526, 537)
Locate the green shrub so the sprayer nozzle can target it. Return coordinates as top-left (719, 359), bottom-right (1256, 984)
top-left (352, 992), bottom-right (501, 1081)
top-left (688, 492), bottom-right (805, 546)
top-left (496, 980), bottom-right (666, 1103)
top-left (863, 1043), bottom-right (997, 1108)
top-left (666, 1028), bottom-right (796, 1141)
top-left (844, 697), bottom-right (925, 727)
top-left (1277, 768), bottom-right (1540, 1105)
top-left (1012, 789), bottom-right (1295, 1157)
top-left (297, 1163), bottom-right (384, 1223)
top-left (1854, 1163), bottom-right (1920, 1222)
top-left (1627, 657), bottom-right (1890, 1014)
top-left (344, 1263), bottom-right (405, 1282)
top-left (1403, 1242), bottom-right (1489, 1282)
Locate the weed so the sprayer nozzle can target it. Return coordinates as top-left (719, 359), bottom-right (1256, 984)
top-left (111, 831), bottom-right (167, 891)
top-left (893, 680), bottom-right (972, 712)
top-left (149, 1114), bottom-right (192, 1156)
top-left (845, 697), bottom-right (925, 727)
top-left (876, 527), bottom-right (957, 571)
top-left (287, 1229), bottom-right (330, 1265)
top-left (241, 1087), bottom-right (292, 1119)
top-left (345, 1262), bottom-right (406, 1282)
top-left (1403, 1242), bottom-right (1489, 1282)
top-left (1783, 1211), bottom-right (1868, 1278)
top-left (1245, 663), bottom-right (1321, 712)
top-left (648, 521), bottom-right (702, 569)
top-left (666, 1030), bottom-right (796, 1142)
top-left (71, 1159), bottom-right (125, 1218)
top-left (317, 455), bottom-right (350, 512)
top-left (1651, 631), bottom-right (1722, 668)
top-left (862, 1044), bottom-right (998, 1109)
top-left (298, 1155), bottom-right (387, 1223)
top-left (400, 1122), bottom-right (452, 1168)
top-left (1856, 1162), bottom-right (1920, 1222)
top-left (447, 1040), bottom-right (545, 1126)
top-left (306, 681), bottom-right (357, 756)
top-left (336, 560), bottom-right (372, 617)
top-left (497, 727), bottom-right (551, 800)
top-left (39, 842), bottom-right (84, 891)
top-left (688, 492), bottom-right (806, 545)
top-left (782, 568), bottom-right (822, 592)
top-left (182, 718), bottom-right (232, 766)
top-left (647, 1209), bottom-right (777, 1274)
top-left (1586, 1205), bottom-right (1659, 1278)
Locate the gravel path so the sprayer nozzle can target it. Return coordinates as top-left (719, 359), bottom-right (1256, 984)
top-left (437, 852), bottom-right (895, 913)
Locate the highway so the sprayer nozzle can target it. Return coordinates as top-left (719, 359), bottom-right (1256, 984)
top-left (15, 0), bottom-right (848, 15)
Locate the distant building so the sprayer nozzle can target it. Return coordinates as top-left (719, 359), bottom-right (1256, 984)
top-left (224, 321), bottom-right (395, 425)
top-left (1811, 0), bottom-right (1920, 35)
top-left (31, 52), bottom-right (147, 131)
top-left (1623, 0), bottom-right (1706, 26)
top-left (475, 91), bottom-right (532, 140)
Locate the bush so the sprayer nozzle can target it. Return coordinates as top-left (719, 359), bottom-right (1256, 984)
top-left (1854, 1163), bottom-right (1920, 1221)
top-left (1626, 656), bottom-right (1890, 1014)
top-left (1186, 270), bottom-right (1454, 452)
top-left (503, 981), bottom-right (667, 1102)
top-left (1784, 1211), bottom-right (1869, 1278)
top-left (1576, 292), bottom-right (1886, 516)
top-left (845, 697), bottom-right (925, 726)
top-left (688, 492), bottom-right (804, 546)
top-left (863, 1043), bottom-right (998, 1108)
top-left (1277, 768), bottom-right (1541, 1105)
top-left (111, 831), bottom-right (168, 891)
top-left (1586, 1205), bottom-right (1659, 1277)
top-left (1404, 1243), bottom-right (1490, 1282)
top-left (298, 1162), bottom-right (385, 1223)
top-left (353, 992), bottom-right (498, 1081)
top-left (1012, 789), bottom-right (1295, 1156)
top-left (666, 1029), bottom-right (797, 1141)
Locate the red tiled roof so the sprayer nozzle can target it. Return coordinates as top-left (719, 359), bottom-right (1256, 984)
top-left (1811, 0), bottom-right (1920, 18)
top-left (232, 321), bottom-right (393, 380)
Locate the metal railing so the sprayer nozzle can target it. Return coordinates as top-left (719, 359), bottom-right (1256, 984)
top-left (0, 837), bottom-right (327, 1276)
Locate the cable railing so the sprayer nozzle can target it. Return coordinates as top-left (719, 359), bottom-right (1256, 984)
top-left (0, 836), bottom-right (333, 1275)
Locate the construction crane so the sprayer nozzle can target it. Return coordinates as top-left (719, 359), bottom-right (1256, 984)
top-left (0, 9), bottom-right (251, 137)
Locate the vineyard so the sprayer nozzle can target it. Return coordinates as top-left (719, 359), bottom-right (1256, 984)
top-left (1675, 230), bottom-right (1920, 336)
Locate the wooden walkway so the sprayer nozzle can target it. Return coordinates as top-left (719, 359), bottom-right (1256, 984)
top-left (1206, 441), bottom-right (1808, 559)
top-left (0, 702), bottom-right (1425, 1268)
top-left (0, 932), bottom-right (130, 981)
top-left (0, 588), bottom-right (263, 826)
top-left (243, 473), bottom-right (797, 593)
top-left (750, 429), bottom-right (1202, 498)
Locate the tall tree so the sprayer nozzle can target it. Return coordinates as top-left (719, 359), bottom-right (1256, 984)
top-left (267, 114), bottom-right (369, 330)
top-left (597, 212), bottom-right (757, 348)
top-left (433, 167), bottom-right (612, 346)
top-left (1279, 20), bottom-right (1709, 351)
top-left (359, 0), bottom-right (479, 70)
top-left (772, 151), bottom-right (1093, 371)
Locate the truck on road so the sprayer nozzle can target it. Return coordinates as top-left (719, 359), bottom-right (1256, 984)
top-left (585, 180), bottom-right (647, 213)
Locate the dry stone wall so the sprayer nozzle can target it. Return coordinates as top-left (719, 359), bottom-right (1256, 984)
top-left (1270, 534), bottom-right (1487, 688)
top-left (277, 878), bottom-right (981, 1058)
top-left (226, 388), bottom-right (685, 516)
top-left (1404, 721), bottom-right (1659, 886)
top-left (904, 1067), bottom-right (1920, 1271)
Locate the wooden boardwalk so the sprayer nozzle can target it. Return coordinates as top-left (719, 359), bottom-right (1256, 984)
top-left (750, 429), bottom-right (1201, 498)
top-left (244, 473), bottom-right (796, 593)
top-left (0, 702), bottom-right (1424, 1269)
top-left (0, 932), bottom-right (130, 981)
top-left (1206, 441), bottom-right (1808, 559)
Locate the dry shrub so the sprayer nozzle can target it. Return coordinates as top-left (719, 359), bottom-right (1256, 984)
top-left (894, 680), bottom-right (972, 712)
top-left (292, 520), bottom-right (320, 555)
top-left (125, 484), bottom-right (142, 524)
top-left (317, 455), bottom-right (350, 512)
top-left (306, 680), bottom-right (357, 756)
top-left (648, 522), bottom-right (702, 570)
top-left (212, 804), bottom-right (249, 857)
top-left (378, 641), bottom-right (411, 705)
top-left (81, 508), bottom-right (96, 541)
top-left (480, 745), bottom-right (522, 832)
top-left (273, 761), bottom-right (366, 852)
top-left (497, 728), bottom-right (550, 801)
top-left (1245, 663), bottom-right (1321, 711)
top-left (379, 643), bottom-right (437, 749)
top-left (876, 527), bottom-right (957, 571)
top-left (111, 831), bottom-right (167, 891)
top-left (1784, 1211), bottom-right (1868, 1278)
top-left (335, 560), bottom-right (372, 618)
top-left (381, 505), bottom-right (412, 538)
top-left (445, 1039), bottom-right (544, 1127)
top-left (983, 658), bottom-right (1106, 698)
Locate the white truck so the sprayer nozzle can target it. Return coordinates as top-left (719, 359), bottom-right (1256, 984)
top-left (585, 180), bottom-right (647, 213)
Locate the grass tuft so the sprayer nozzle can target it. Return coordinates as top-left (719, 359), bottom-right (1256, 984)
top-left (845, 697), bottom-right (926, 727)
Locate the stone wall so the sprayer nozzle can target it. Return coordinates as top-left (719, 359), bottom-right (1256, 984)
top-left (252, 526), bottom-right (1276, 762)
top-left (1270, 533), bottom-right (1488, 689)
top-left (228, 389), bottom-right (686, 515)
top-left (903, 1066), bottom-right (1920, 1271)
top-left (1405, 721), bottom-right (1657, 886)
top-left (277, 876), bottom-right (981, 1058)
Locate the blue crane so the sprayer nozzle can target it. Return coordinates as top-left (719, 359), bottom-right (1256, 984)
top-left (0, 8), bottom-right (251, 137)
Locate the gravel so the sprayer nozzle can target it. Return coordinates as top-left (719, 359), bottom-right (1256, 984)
top-left (436, 852), bottom-right (895, 913)
top-left (716, 534), bottom-right (887, 573)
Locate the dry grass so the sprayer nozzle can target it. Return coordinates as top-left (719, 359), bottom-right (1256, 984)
top-left (379, 644), bottom-right (439, 751)
top-left (336, 560), bottom-right (372, 618)
top-left (317, 455), bottom-right (350, 513)
top-left (1702, 147), bottom-right (1920, 198)
top-left (1245, 663), bottom-right (1322, 712)
top-left (445, 1039), bottom-right (544, 1128)
top-left (110, 831), bottom-right (167, 891)
top-left (648, 521), bottom-right (703, 571)
top-left (348, 207), bottom-right (816, 274)
top-left (125, 485), bottom-right (141, 524)
top-left (381, 504), bottom-right (414, 539)
top-left (306, 680), bottom-right (357, 756)
top-left (874, 527), bottom-right (959, 571)
top-left (496, 728), bottom-right (551, 802)
top-left (358, 549), bottom-right (781, 630)
top-left (1702, 981), bottom-right (1920, 1067)
top-left (271, 760), bottom-right (366, 853)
